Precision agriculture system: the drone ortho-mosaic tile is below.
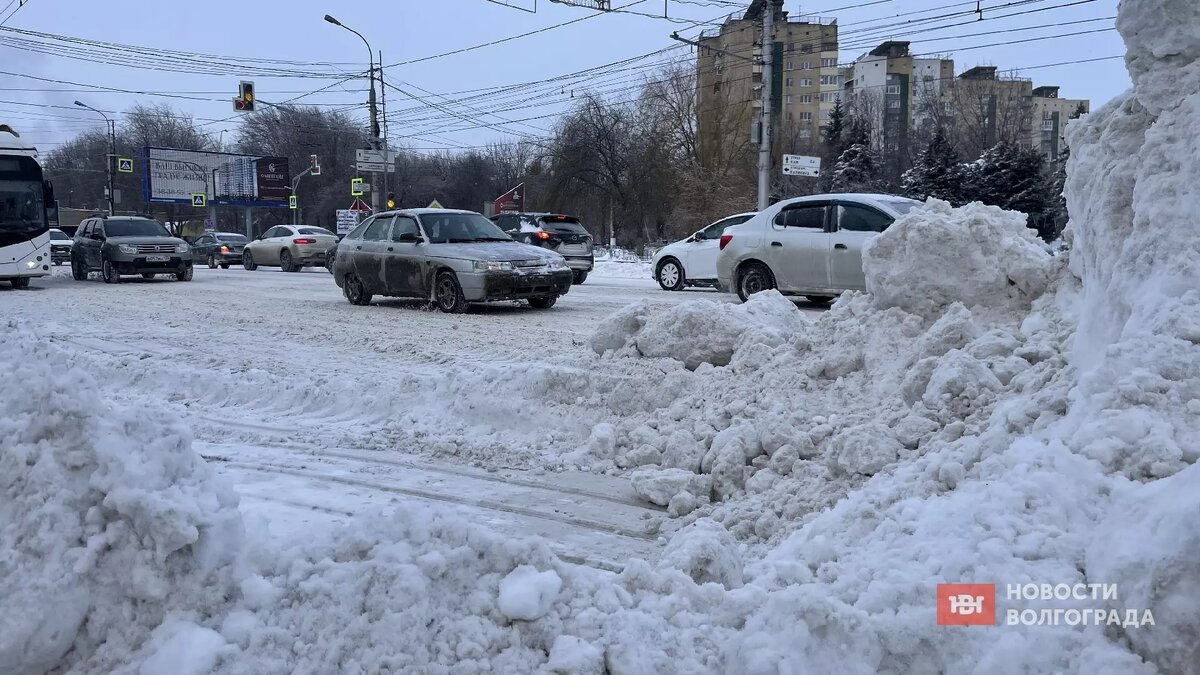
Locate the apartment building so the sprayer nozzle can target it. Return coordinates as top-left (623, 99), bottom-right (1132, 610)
top-left (1031, 85), bottom-right (1090, 160)
top-left (695, 0), bottom-right (839, 164)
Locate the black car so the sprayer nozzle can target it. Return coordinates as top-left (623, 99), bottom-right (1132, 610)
top-left (71, 215), bottom-right (194, 283)
top-left (490, 212), bottom-right (595, 284)
top-left (191, 231), bottom-right (250, 269)
top-left (49, 228), bottom-right (72, 265)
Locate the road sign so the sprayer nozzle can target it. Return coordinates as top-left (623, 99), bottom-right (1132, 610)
top-left (336, 209), bottom-right (360, 234)
top-left (782, 154), bottom-right (821, 174)
top-left (355, 149), bottom-right (397, 164)
top-left (288, 195), bottom-right (297, 210)
top-left (191, 193), bottom-right (207, 207)
top-left (116, 157), bottom-right (134, 173)
top-left (203, 218), bottom-right (215, 231)
top-left (348, 199), bottom-right (372, 213)
top-left (355, 161), bottom-right (395, 173)
top-left (783, 165), bottom-right (820, 177)
top-left (428, 199), bottom-right (444, 209)
top-left (351, 178), bottom-right (364, 196)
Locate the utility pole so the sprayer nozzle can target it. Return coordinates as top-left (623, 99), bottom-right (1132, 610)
top-left (379, 49), bottom-right (389, 208)
top-left (325, 14), bottom-right (380, 212)
top-left (757, 0), bottom-right (778, 211)
top-left (74, 100), bottom-right (116, 215)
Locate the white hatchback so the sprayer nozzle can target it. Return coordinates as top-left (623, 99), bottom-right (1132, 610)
top-left (716, 194), bottom-right (924, 303)
top-left (651, 212), bottom-right (756, 291)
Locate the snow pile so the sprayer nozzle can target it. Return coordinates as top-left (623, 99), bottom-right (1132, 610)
top-left (591, 259), bottom-right (653, 280)
top-left (590, 290), bottom-right (807, 369)
top-left (864, 198), bottom-right (1054, 317)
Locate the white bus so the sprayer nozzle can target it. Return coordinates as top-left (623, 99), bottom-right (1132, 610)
top-left (0, 124), bottom-right (56, 288)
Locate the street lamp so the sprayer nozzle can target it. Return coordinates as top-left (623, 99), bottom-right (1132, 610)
top-left (325, 13), bottom-right (383, 210)
top-left (75, 100), bottom-right (116, 215)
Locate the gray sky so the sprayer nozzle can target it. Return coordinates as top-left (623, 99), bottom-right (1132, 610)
top-left (1, 0), bottom-right (1127, 153)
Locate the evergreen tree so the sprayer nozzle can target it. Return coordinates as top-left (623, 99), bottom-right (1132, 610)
top-left (901, 126), bottom-right (963, 203)
top-left (830, 142), bottom-right (882, 193)
top-left (1043, 146), bottom-right (1070, 240)
top-left (960, 142), bottom-right (1051, 220)
top-left (821, 99), bottom-right (847, 158)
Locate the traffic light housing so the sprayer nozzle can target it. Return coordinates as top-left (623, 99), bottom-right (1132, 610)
top-left (234, 81), bottom-right (255, 112)
top-left (386, 192), bottom-right (396, 209)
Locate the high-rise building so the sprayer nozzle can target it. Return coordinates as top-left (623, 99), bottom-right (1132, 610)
top-left (1031, 86), bottom-right (1090, 160)
top-left (695, 1), bottom-right (838, 167)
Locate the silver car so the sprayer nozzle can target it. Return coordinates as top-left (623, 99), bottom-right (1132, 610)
top-left (717, 193), bottom-right (924, 303)
top-left (242, 224), bottom-right (339, 272)
top-left (332, 209), bottom-right (573, 312)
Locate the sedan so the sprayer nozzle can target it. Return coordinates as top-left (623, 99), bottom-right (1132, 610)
top-left (190, 231), bottom-right (249, 269)
top-left (651, 212), bottom-right (755, 291)
top-left (332, 209), bottom-right (572, 312)
top-left (49, 228), bottom-right (72, 265)
top-left (242, 225), bottom-right (339, 272)
top-left (717, 193), bottom-right (924, 303)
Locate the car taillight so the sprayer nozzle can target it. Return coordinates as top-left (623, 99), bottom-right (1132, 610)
top-left (293, 238), bottom-right (316, 245)
top-left (719, 234), bottom-right (733, 250)
top-left (535, 231), bottom-right (551, 240)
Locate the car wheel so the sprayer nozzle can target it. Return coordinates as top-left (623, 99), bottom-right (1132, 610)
top-left (572, 270), bottom-right (588, 285)
top-left (141, 272), bottom-right (155, 279)
top-left (71, 256), bottom-right (88, 281)
top-left (102, 258), bottom-right (120, 284)
top-left (220, 263), bottom-right (230, 269)
top-left (280, 249), bottom-right (297, 273)
top-left (243, 250), bottom-right (257, 271)
top-left (656, 258), bottom-right (686, 291)
top-left (529, 295), bottom-right (557, 309)
top-left (805, 295), bottom-right (834, 305)
top-left (434, 271), bottom-right (469, 314)
top-left (343, 273), bottom-right (373, 306)
top-left (10, 276), bottom-right (30, 289)
top-left (736, 262), bottom-right (774, 302)
top-left (176, 265), bottom-right (193, 282)
top-left (207, 254), bottom-right (218, 269)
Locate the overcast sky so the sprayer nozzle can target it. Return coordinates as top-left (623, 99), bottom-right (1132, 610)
top-left (1, 0), bottom-right (1127, 154)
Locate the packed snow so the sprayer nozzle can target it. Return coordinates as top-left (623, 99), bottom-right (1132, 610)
top-left (4, 1), bottom-right (1200, 672)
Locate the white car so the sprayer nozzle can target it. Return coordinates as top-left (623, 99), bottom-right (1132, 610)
top-left (242, 224), bottom-right (339, 272)
top-left (716, 194), bottom-right (924, 303)
top-left (652, 212), bottom-right (756, 291)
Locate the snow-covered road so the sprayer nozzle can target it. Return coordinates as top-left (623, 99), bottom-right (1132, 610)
top-left (3, 264), bottom-right (823, 570)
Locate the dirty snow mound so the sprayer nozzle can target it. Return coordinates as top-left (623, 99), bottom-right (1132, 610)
top-left (864, 199), bottom-right (1053, 317)
top-left (590, 290), bottom-right (807, 369)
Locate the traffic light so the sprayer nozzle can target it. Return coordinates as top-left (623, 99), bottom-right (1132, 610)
top-left (386, 192), bottom-right (396, 209)
top-left (234, 81), bottom-right (255, 112)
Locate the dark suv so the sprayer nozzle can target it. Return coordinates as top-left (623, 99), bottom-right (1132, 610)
top-left (71, 216), bottom-right (194, 283)
top-left (491, 212), bottom-right (594, 284)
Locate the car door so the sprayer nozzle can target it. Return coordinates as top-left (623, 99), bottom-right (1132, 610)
top-left (382, 216), bottom-right (426, 297)
top-left (829, 202), bottom-right (894, 292)
top-left (73, 220), bottom-right (92, 266)
top-left (86, 220), bottom-right (106, 268)
top-left (764, 202), bottom-right (831, 292)
top-left (248, 227), bottom-right (274, 263)
top-left (687, 215), bottom-right (753, 281)
top-left (192, 234), bottom-right (213, 258)
top-left (352, 216), bottom-right (392, 293)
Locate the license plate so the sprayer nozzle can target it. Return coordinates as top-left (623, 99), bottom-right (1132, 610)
top-left (146, 255), bottom-right (168, 262)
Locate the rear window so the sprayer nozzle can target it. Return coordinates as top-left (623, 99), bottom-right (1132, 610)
top-left (297, 227), bottom-right (334, 236)
top-left (538, 216), bottom-right (588, 235)
top-left (216, 233), bottom-right (247, 242)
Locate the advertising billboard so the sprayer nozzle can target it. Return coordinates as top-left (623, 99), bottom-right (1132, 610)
top-left (494, 183), bottom-right (524, 215)
top-left (142, 147), bottom-right (291, 208)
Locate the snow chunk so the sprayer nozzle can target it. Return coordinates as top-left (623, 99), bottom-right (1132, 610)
top-left (828, 423), bottom-right (903, 476)
top-left (864, 199), bottom-right (1053, 317)
top-left (497, 565), bottom-right (563, 622)
top-left (546, 635), bottom-right (604, 674)
top-left (136, 621), bottom-right (231, 675)
top-left (630, 467), bottom-right (712, 506)
top-left (590, 291), bottom-right (807, 369)
top-left (658, 519), bottom-right (744, 589)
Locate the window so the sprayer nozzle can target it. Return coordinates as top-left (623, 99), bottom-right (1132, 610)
top-left (1042, 120), bottom-right (1055, 131)
top-left (798, 128), bottom-right (812, 138)
top-left (820, 109), bottom-right (832, 120)
top-left (888, 100), bottom-right (901, 109)
top-left (297, 227), bottom-right (335, 236)
top-left (820, 75), bottom-right (839, 86)
top-left (799, 112), bottom-right (813, 121)
top-left (774, 204), bottom-right (826, 229)
top-left (837, 204), bottom-right (893, 233)
top-left (785, 95), bottom-right (793, 104)
top-left (786, 78), bottom-right (794, 87)
top-left (701, 215), bottom-right (752, 239)
top-left (786, 112), bottom-right (794, 121)
top-left (105, 219), bottom-right (169, 237)
top-left (923, 75), bottom-right (935, 83)
top-left (494, 214), bottom-right (520, 233)
top-left (420, 213), bottom-right (510, 243)
top-left (345, 218), bottom-right (372, 240)
top-left (262, 226), bottom-right (285, 239)
top-left (820, 92), bottom-right (838, 103)
top-left (194, 234), bottom-right (211, 245)
top-left (822, 58), bottom-right (837, 68)
top-left (802, 60), bottom-right (812, 70)
top-left (713, 82), bottom-right (721, 93)
top-left (787, 60), bottom-right (795, 70)
top-left (216, 233), bottom-right (248, 243)
top-left (800, 78), bottom-right (813, 87)
top-left (801, 44), bottom-right (813, 53)
top-left (391, 216), bottom-right (421, 241)
top-left (886, 85), bottom-right (901, 95)
top-left (361, 217), bottom-right (391, 241)
top-left (799, 94), bottom-right (813, 103)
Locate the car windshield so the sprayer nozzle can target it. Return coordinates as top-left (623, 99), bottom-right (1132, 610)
top-left (216, 233), bottom-right (247, 242)
top-left (105, 219), bottom-right (170, 237)
top-left (419, 213), bottom-right (511, 243)
top-left (0, 179), bottom-right (44, 233)
top-left (50, 230), bottom-right (69, 240)
top-left (297, 227), bottom-right (334, 236)
top-left (879, 198), bottom-right (925, 215)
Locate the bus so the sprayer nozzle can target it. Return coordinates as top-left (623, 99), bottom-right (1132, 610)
top-left (0, 124), bottom-right (57, 288)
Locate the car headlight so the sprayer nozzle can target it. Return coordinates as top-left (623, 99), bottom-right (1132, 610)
top-left (473, 260), bottom-right (514, 272)
top-left (175, 243), bottom-right (190, 254)
top-left (118, 244), bottom-right (138, 255)
top-left (548, 258), bottom-right (569, 270)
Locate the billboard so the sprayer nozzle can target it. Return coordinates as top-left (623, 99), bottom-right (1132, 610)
top-left (494, 183), bottom-right (524, 215)
top-left (142, 147), bottom-right (291, 208)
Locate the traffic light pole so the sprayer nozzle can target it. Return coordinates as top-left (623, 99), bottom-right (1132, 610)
top-left (74, 100), bottom-right (116, 215)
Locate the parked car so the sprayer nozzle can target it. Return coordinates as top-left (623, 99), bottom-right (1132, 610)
top-left (491, 212), bottom-right (593, 284)
top-left (49, 227), bottom-right (72, 265)
top-left (717, 194), bottom-right (924, 303)
top-left (71, 215), bottom-right (193, 283)
top-left (190, 231), bottom-right (250, 269)
top-left (651, 212), bottom-right (756, 291)
top-left (333, 209), bottom-right (572, 312)
top-left (242, 225), bottom-right (339, 272)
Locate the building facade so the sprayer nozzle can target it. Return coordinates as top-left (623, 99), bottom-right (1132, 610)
top-left (1031, 85), bottom-right (1090, 160)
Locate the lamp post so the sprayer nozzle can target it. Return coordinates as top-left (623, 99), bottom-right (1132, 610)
top-left (74, 100), bottom-right (116, 215)
top-left (325, 14), bottom-right (382, 211)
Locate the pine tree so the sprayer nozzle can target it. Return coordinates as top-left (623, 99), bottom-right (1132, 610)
top-left (960, 142), bottom-right (1051, 219)
top-left (1043, 146), bottom-right (1070, 240)
top-left (830, 142), bottom-right (882, 193)
top-left (901, 126), bottom-right (962, 203)
top-left (821, 99), bottom-right (847, 158)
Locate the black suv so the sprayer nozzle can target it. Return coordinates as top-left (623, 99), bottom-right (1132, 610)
top-left (491, 212), bottom-right (594, 284)
top-left (71, 215), bottom-right (194, 283)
